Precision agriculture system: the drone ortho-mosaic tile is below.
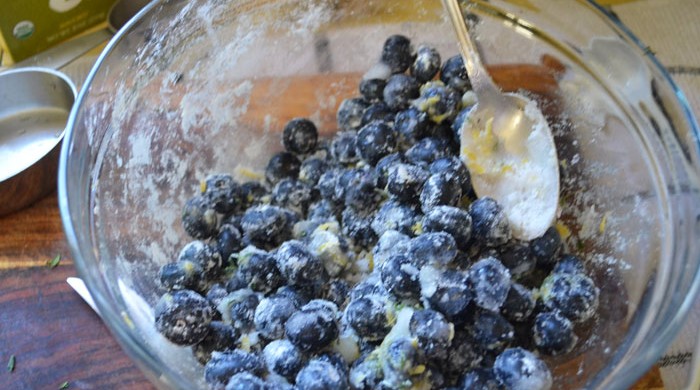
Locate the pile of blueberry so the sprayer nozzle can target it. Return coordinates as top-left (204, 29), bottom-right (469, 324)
top-left (154, 34), bottom-right (600, 390)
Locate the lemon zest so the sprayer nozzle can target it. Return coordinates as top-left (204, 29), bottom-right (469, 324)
top-left (556, 221), bottom-right (572, 240)
top-left (599, 212), bottom-right (609, 234)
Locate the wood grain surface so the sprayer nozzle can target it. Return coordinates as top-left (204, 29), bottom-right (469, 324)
top-left (0, 193), bottom-right (154, 390)
top-left (0, 59), bottom-right (666, 389)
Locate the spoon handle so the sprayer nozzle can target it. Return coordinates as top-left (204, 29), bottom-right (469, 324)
top-left (441, 0), bottom-right (500, 99)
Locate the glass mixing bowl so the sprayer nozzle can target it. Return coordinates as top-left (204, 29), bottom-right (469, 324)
top-left (58, 0), bottom-right (700, 388)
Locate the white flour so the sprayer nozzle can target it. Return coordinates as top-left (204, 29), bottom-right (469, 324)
top-left (461, 97), bottom-right (559, 241)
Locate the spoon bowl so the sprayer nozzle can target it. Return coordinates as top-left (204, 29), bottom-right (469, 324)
top-left (443, 0), bottom-right (559, 240)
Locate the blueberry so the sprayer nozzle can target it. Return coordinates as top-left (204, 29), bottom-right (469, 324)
top-left (239, 181), bottom-right (268, 210)
top-left (341, 207), bottom-right (377, 248)
top-left (159, 260), bottom-right (203, 291)
top-left (498, 243), bottom-right (536, 280)
top-left (254, 295), bottom-right (298, 340)
top-left (349, 273), bottom-right (391, 301)
top-left (239, 181), bottom-right (267, 210)
top-left (324, 279), bottom-right (351, 307)
top-left (440, 55), bottom-right (471, 93)
top-left (381, 254), bottom-right (421, 299)
top-left (302, 299), bottom-right (340, 317)
top-left (283, 118), bottom-right (318, 154)
top-left (469, 197), bottom-right (512, 247)
top-left (468, 257), bottom-right (511, 311)
top-left (293, 219), bottom-right (325, 241)
top-left (530, 226), bottom-right (562, 270)
top-left (372, 230), bottom-right (411, 268)
top-left (317, 168), bottom-right (343, 203)
top-left (533, 311), bottom-right (578, 356)
top-left (203, 174), bottom-right (241, 214)
top-left (317, 352), bottom-right (351, 383)
top-left (308, 198), bottom-right (339, 221)
top-left (155, 289), bottom-right (214, 345)
top-left (349, 356), bottom-right (383, 390)
top-left (275, 240), bottom-right (327, 287)
top-left (429, 156), bottom-right (472, 195)
top-left (413, 81), bottom-right (461, 124)
top-left (420, 172), bottom-right (462, 211)
top-left (409, 309), bottom-right (453, 361)
top-left (225, 273), bottom-right (248, 293)
top-left (394, 106), bottom-right (430, 147)
top-left (276, 285), bottom-right (312, 308)
top-left (337, 98), bottom-right (369, 131)
top-left (405, 136), bottom-right (452, 166)
top-left (361, 102), bottom-right (396, 127)
top-left (356, 120), bottom-right (398, 165)
top-left (296, 358), bottom-right (350, 390)
top-left (444, 332), bottom-right (482, 381)
top-left (204, 350), bottom-right (265, 389)
top-left (501, 283), bottom-right (535, 322)
top-left (343, 170), bottom-right (382, 213)
top-left (333, 168), bottom-right (364, 206)
top-left (218, 288), bottom-right (260, 332)
top-left (360, 78), bottom-right (387, 102)
top-left (299, 157), bottom-right (329, 186)
top-left (285, 302), bottom-right (339, 353)
top-left (459, 368), bottom-right (505, 390)
top-left (493, 348), bottom-right (552, 390)
top-left (452, 105), bottom-right (474, 138)
top-left (382, 337), bottom-right (422, 386)
top-left (470, 310), bottom-right (514, 353)
top-left (411, 45), bottom-right (441, 83)
top-left (216, 223), bottom-right (244, 265)
top-left (419, 266), bottom-right (472, 322)
top-left (424, 366), bottom-right (447, 389)
top-left (428, 121), bottom-right (460, 153)
top-left (240, 205), bottom-right (292, 249)
top-left (263, 339), bottom-right (305, 381)
top-left (272, 178), bottom-right (314, 215)
top-left (408, 231), bottom-right (457, 266)
top-left (265, 375), bottom-right (295, 390)
top-left (193, 321), bottom-right (240, 364)
top-left (422, 205), bottom-right (472, 250)
top-left (374, 152), bottom-right (404, 189)
top-left (383, 74), bottom-right (420, 110)
top-left (553, 254), bottom-right (586, 275)
top-left (206, 284), bottom-right (230, 308)
top-left (386, 163), bottom-right (429, 203)
top-left (345, 296), bottom-right (392, 341)
top-left (540, 272), bottom-right (599, 323)
top-left (381, 34), bottom-right (415, 74)
top-left (371, 200), bottom-right (421, 237)
top-left (224, 372), bottom-right (266, 390)
top-left (331, 131), bottom-right (360, 164)
top-left (182, 195), bottom-right (218, 239)
top-left (266, 151), bottom-right (301, 185)
top-left (178, 240), bottom-right (224, 279)
top-left (308, 228), bottom-right (351, 277)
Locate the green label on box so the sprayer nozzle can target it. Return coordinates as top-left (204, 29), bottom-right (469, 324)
top-left (0, 0), bottom-right (113, 63)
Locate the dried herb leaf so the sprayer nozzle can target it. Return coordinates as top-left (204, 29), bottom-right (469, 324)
top-left (47, 255), bottom-right (62, 269)
top-left (7, 355), bottom-right (15, 372)
top-left (59, 382), bottom-right (69, 389)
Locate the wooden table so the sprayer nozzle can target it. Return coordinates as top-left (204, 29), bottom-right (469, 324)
top-left (0, 190), bottom-right (666, 389)
top-left (0, 193), bottom-right (154, 389)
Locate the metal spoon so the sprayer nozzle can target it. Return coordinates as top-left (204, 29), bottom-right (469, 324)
top-left (442, 0), bottom-right (559, 240)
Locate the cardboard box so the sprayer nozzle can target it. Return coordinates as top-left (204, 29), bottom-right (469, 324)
top-left (0, 0), bottom-right (113, 65)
